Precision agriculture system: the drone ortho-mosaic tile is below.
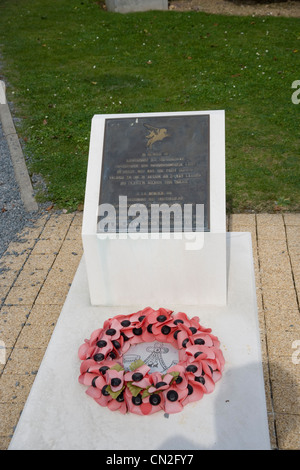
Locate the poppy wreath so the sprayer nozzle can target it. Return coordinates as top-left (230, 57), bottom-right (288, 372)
top-left (78, 307), bottom-right (225, 415)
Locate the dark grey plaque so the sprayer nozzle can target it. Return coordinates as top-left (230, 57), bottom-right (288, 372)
top-left (98, 114), bottom-right (210, 232)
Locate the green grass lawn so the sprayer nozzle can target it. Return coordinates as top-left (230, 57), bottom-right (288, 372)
top-left (0, 0), bottom-right (299, 212)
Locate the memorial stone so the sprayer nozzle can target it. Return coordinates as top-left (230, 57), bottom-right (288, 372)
top-left (82, 111), bottom-right (226, 306)
top-left (105, 0), bottom-right (168, 13)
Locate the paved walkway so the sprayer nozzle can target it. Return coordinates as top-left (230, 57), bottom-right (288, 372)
top-left (0, 211), bottom-right (299, 450)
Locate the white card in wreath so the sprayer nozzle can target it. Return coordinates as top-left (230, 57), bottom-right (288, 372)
top-left (123, 341), bottom-right (179, 374)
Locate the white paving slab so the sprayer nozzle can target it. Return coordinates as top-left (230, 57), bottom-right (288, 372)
top-left (9, 233), bottom-right (271, 450)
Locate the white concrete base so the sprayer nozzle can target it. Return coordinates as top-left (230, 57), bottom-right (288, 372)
top-left (106, 0), bottom-right (168, 13)
top-left (9, 233), bottom-right (271, 450)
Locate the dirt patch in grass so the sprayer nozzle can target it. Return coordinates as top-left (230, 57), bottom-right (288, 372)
top-left (169, 0), bottom-right (300, 17)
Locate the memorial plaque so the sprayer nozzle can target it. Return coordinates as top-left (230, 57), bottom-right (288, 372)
top-left (98, 114), bottom-right (210, 233)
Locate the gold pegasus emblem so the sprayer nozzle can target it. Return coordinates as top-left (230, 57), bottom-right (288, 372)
top-left (144, 124), bottom-right (169, 149)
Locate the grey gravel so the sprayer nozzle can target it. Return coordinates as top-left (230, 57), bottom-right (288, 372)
top-left (0, 120), bottom-right (42, 258)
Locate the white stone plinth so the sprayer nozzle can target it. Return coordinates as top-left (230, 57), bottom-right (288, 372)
top-left (106, 0), bottom-right (168, 13)
top-left (9, 233), bottom-right (271, 450)
top-left (83, 232), bottom-right (227, 306)
top-left (82, 111), bottom-right (226, 307)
